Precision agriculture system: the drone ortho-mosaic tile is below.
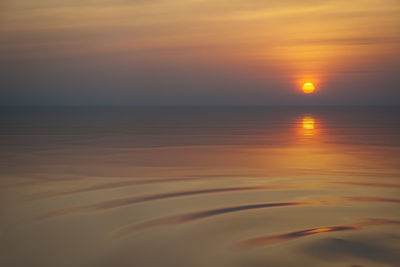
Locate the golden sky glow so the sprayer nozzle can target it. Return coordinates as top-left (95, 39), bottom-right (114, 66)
top-left (0, 0), bottom-right (399, 105)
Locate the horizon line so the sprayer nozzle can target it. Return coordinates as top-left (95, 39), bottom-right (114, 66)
top-left (1, 104), bottom-right (400, 108)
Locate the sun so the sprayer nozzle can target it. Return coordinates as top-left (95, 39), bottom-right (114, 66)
top-left (302, 82), bottom-right (315, 94)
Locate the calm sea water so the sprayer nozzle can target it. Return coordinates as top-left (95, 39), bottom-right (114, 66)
top-left (1, 107), bottom-right (400, 267)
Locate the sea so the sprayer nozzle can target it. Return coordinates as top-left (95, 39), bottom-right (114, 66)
top-left (1, 106), bottom-right (399, 267)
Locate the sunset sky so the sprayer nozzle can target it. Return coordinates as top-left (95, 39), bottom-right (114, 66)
top-left (1, 0), bottom-right (399, 105)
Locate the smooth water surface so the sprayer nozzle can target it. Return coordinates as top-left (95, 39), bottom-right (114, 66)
top-left (1, 107), bottom-right (400, 267)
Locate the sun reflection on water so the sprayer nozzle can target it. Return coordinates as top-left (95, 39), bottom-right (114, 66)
top-left (302, 115), bottom-right (315, 136)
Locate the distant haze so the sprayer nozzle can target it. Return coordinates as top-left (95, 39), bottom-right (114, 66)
top-left (1, 0), bottom-right (399, 105)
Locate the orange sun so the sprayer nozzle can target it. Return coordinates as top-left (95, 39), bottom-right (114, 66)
top-left (302, 82), bottom-right (315, 94)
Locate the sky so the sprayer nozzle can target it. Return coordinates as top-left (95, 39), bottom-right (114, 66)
top-left (0, 0), bottom-right (399, 105)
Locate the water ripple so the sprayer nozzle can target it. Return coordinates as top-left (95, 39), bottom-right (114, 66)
top-left (333, 181), bottom-right (400, 188)
top-left (110, 201), bottom-right (314, 239)
top-left (31, 185), bottom-right (286, 221)
top-left (237, 218), bottom-right (400, 248)
top-left (345, 196), bottom-right (400, 204)
top-left (26, 174), bottom-right (278, 201)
